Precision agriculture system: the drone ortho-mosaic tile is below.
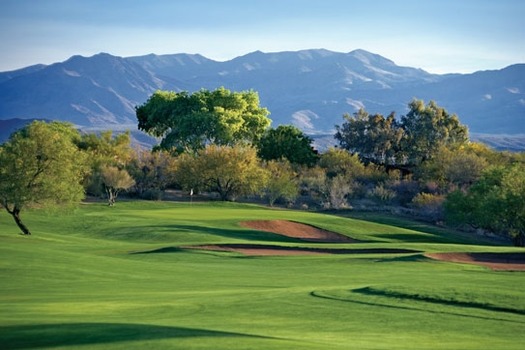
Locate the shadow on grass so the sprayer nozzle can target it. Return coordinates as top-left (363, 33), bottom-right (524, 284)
top-left (371, 233), bottom-right (458, 244)
top-left (338, 211), bottom-right (505, 246)
top-left (135, 244), bottom-right (421, 255)
top-left (160, 224), bottom-right (307, 243)
top-left (132, 246), bottom-right (187, 254)
top-left (311, 290), bottom-right (525, 324)
top-left (374, 254), bottom-right (431, 263)
top-left (105, 224), bottom-right (309, 243)
top-left (0, 323), bottom-right (275, 349)
top-left (353, 287), bottom-right (525, 316)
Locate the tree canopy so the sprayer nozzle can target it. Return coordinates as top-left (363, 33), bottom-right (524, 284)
top-left (319, 147), bottom-right (366, 180)
top-left (335, 110), bottom-right (402, 166)
top-left (176, 145), bottom-right (268, 201)
top-left (127, 150), bottom-right (177, 200)
top-left (136, 88), bottom-right (271, 153)
top-left (400, 100), bottom-right (469, 165)
top-left (77, 130), bottom-right (133, 169)
top-left (444, 163), bottom-right (525, 246)
top-left (76, 130), bottom-right (134, 203)
top-left (100, 165), bottom-right (135, 206)
top-left (0, 121), bottom-right (87, 235)
top-left (335, 100), bottom-right (469, 171)
top-left (263, 160), bottom-right (299, 206)
top-left (257, 125), bottom-right (318, 166)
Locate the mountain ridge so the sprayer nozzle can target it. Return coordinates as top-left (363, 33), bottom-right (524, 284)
top-left (0, 49), bottom-right (523, 140)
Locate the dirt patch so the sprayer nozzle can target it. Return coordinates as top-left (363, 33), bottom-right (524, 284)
top-left (426, 252), bottom-right (525, 271)
top-left (240, 220), bottom-right (358, 243)
top-left (188, 244), bottom-right (418, 256)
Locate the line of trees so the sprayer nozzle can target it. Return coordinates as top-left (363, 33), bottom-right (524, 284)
top-left (1, 87), bottom-right (524, 245)
top-left (334, 101), bottom-right (524, 245)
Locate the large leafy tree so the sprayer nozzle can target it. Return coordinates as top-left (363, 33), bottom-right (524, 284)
top-left (257, 125), bottom-right (318, 166)
top-left (0, 121), bottom-right (87, 235)
top-left (335, 100), bottom-right (469, 171)
top-left (335, 110), bottom-right (402, 166)
top-left (400, 100), bottom-right (469, 165)
top-left (176, 145), bottom-right (268, 201)
top-left (136, 88), bottom-right (271, 153)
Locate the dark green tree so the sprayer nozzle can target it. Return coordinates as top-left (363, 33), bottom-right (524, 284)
top-left (0, 121), bottom-right (87, 235)
top-left (136, 88), bottom-right (271, 153)
top-left (257, 125), bottom-right (318, 166)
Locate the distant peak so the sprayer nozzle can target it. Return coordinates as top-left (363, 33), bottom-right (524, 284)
top-left (348, 49), bottom-right (395, 66)
top-left (239, 50), bottom-right (266, 59)
top-left (93, 52), bottom-right (113, 57)
top-left (348, 49), bottom-right (373, 55)
top-left (65, 52), bottom-right (120, 63)
top-left (299, 48), bottom-right (334, 55)
top-left (92, 52), bottom-right (123, 60)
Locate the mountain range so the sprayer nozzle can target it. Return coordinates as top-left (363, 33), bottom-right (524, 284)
top-left (0, 49), bottom-right (524, 149)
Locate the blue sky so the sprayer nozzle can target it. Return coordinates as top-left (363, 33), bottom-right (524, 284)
top-left (1, 0), bottom-right (523, 73)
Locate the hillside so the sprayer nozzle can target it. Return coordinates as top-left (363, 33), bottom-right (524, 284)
top-left (0, 49), bottom-right (523, 145)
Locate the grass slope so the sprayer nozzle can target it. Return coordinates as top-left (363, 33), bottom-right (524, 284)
top-left (1, 201), bottom-right (524, 349)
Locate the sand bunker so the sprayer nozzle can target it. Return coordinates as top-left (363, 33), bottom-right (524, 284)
top-left (426, 252), bottom-right (525, 271)
top-left (185, 220), bottom-right (418, 256)
top-left (191, 244), bottom-right (418, 256)
top-left (240, 220), bottom-right (358, 243)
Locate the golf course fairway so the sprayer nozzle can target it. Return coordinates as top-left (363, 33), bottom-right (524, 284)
top-left (1, 201), bottom-right (524, 349)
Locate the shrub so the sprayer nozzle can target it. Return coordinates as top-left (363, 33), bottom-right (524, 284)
top-left (389, 180), bottom-right (421, 205)
top-left (328, 175), bottom-right (354, 209)
top-left (369, 184), bottom-right (396, 204)
top-left (263, 160), bottom-right (299, 206)
top-left (412, 192), bottom-right (445, 221)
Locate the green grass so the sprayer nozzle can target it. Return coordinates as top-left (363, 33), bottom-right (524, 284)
top-left (1, 201), bottom-right (524, 349)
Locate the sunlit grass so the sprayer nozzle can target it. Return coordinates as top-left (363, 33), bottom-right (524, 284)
top-left (0, 201), bottom-right (523, 349)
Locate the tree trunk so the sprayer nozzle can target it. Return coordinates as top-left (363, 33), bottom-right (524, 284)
top-left (108, 191), bottom-right (115, 206)
top-left (105, 186), bottom-right (116, 206)
top-left (10, 207), bottom-right (31, 235)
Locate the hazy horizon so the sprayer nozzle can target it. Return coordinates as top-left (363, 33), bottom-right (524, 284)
top-left (1, 0), bottom-right (524, 74)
